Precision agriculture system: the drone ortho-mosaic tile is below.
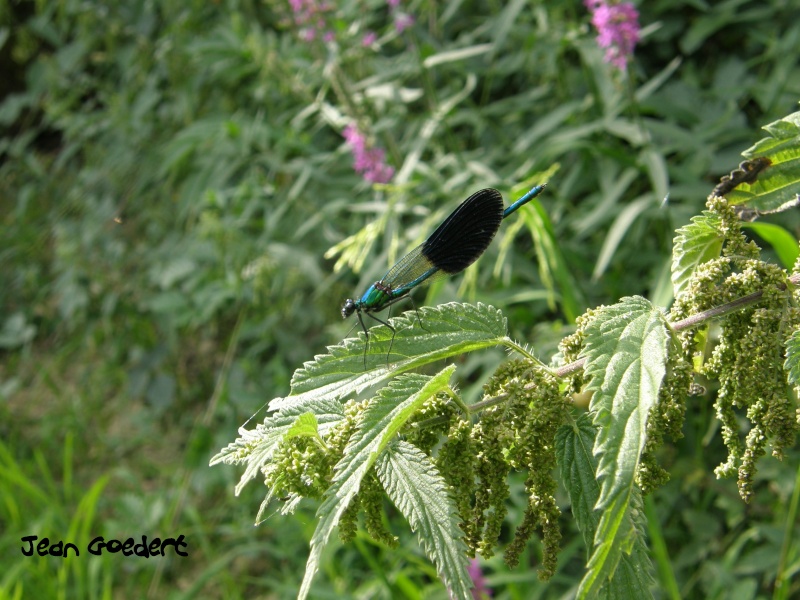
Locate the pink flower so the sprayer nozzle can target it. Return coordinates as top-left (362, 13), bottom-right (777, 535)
top-left (288, 0), bottom-right (335, 43)
top-left (387, 0), bottom-right (401, 7)
top-left (362, 31), bottom-right (377, 46)
top-left (468, 558), bottom-right (492, 599)
top-left (393, 12), bottom-right (414, 33)
top-left (343, 124), bottom-right (395, 184)
top-left (585, 0), bottom-right (640, 71)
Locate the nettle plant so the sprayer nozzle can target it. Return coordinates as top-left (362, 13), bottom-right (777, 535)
top-left (212, 111), bottom-right (800, 599)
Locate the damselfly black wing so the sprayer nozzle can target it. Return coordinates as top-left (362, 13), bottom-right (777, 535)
top-left (421, 188), bottom-right (504, 274)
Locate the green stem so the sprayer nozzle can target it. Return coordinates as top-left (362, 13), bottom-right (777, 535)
top-left (445, 386), bottom-right (471, 416)
top-left (504, 338), bottom-right (551, 371)
top-left (554, 272), bottom-right (800, 379)
top-left (773, 461), bottom-right (800, 600)
top-left (416, 273), bottom-right (800, 429)
top-left (644, 495), bottom-right (682, 600)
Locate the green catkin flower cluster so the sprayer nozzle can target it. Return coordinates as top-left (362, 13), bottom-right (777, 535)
top-left (636, 341), bottom-right (691, 494)
top-left (670, 194), bottom-right (800, 502)
top-left (559, 306), bottom-right (606, 395)
top-left (266, 436), bottom-right (331, 501)
top-left (403, 392), bottom-right (456, 454)
top-left (327, 399), bottom-right (371, 459)
top-left (471, 359), bottom-right (568, 580)
top-left (504, 373), bottom-right (566, 578)
top-left (709, 195), bottom-right (762, 259)
top-left (263, 399), bottom-right (367, 533)
top-left (360, 471), bottom-right (399, 547)
top-left (705, 298), bottom-right (798, 501)
top-left (791, 257), bottom-right (800, 429)
top-left (338, 497), bottom-right (359, 544)
top-left (469, 406), bottom-right (512, 557)
top-left (436, 418), bottom-right (476, 552)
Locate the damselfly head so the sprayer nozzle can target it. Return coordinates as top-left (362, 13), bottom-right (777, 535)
top-left (341, 299), bottom-right (357, 319)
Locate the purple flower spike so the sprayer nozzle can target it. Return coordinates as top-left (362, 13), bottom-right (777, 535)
top-left (343, 124), bottom-right (395, 184)
top-left (468, 558), bottom-right (492, 599)
top-left (288, 0), bottom-right (336, 43)
top-left (585, 0), bottom-right (640, 71)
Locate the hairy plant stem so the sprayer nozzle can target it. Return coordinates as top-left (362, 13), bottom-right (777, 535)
top-left (417, 272), bottom-right (800, 429)
top-left (552, 271), bottom-right (800, 379)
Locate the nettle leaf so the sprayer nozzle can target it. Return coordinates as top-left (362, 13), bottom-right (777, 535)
top-left (784, 328), bottom-right (800, 386)
top-left (209, 397), bottom-right (345, 495)
top-left (285, 412), bottom-right (325, 446)
top-left (725, 110), bottom-right (800, 212)
top-left (298, 365), bottom-right (457, 600)
top-left (270, 302), bottom-right (507, 411)
top-left (672, 213), bottom-right (724, 297)
top-left (377, 440), bottom-right (471, 599)
top-left (556, 413), bottom-right (655, 599)
top-left (577, 296), bottom-right (668, 599)
top-left (556, 414), bottom-right (601, 552)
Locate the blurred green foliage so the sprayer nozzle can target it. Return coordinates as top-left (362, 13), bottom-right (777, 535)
top-left (1, 0), bottom-right (799, 597)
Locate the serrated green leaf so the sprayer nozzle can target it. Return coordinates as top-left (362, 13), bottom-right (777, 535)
top-left (377, 440), bottom-right (471, 598)
top-left (692, 325), bottom-right (710, 372)
top-left (577, 296), bottom-right (668, 599)
top-left (298, 365), bottom-right (457, 600)
top-left (725, 110), bottom-right (800, 212)
top-left (753, 111), bottom-right (800, 148)
top-left (210, 397), bottom-right (345, 495)
top-left (270, 302), bottom-right (506, 411)
top-left (556, 413), bottom-right (655, 600)
top-left (784, 329), bottom-right (800, 386)
top-left (741, 222), bottom-right (800, 269)
top-left (672, 213), bottom-right (724, 297)
top-left (597, 492), bottom-right (654, 600)
top-left (285, 412), bottom-right (321, 441)
top-left (556, 414), bottom-right (603, 551)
